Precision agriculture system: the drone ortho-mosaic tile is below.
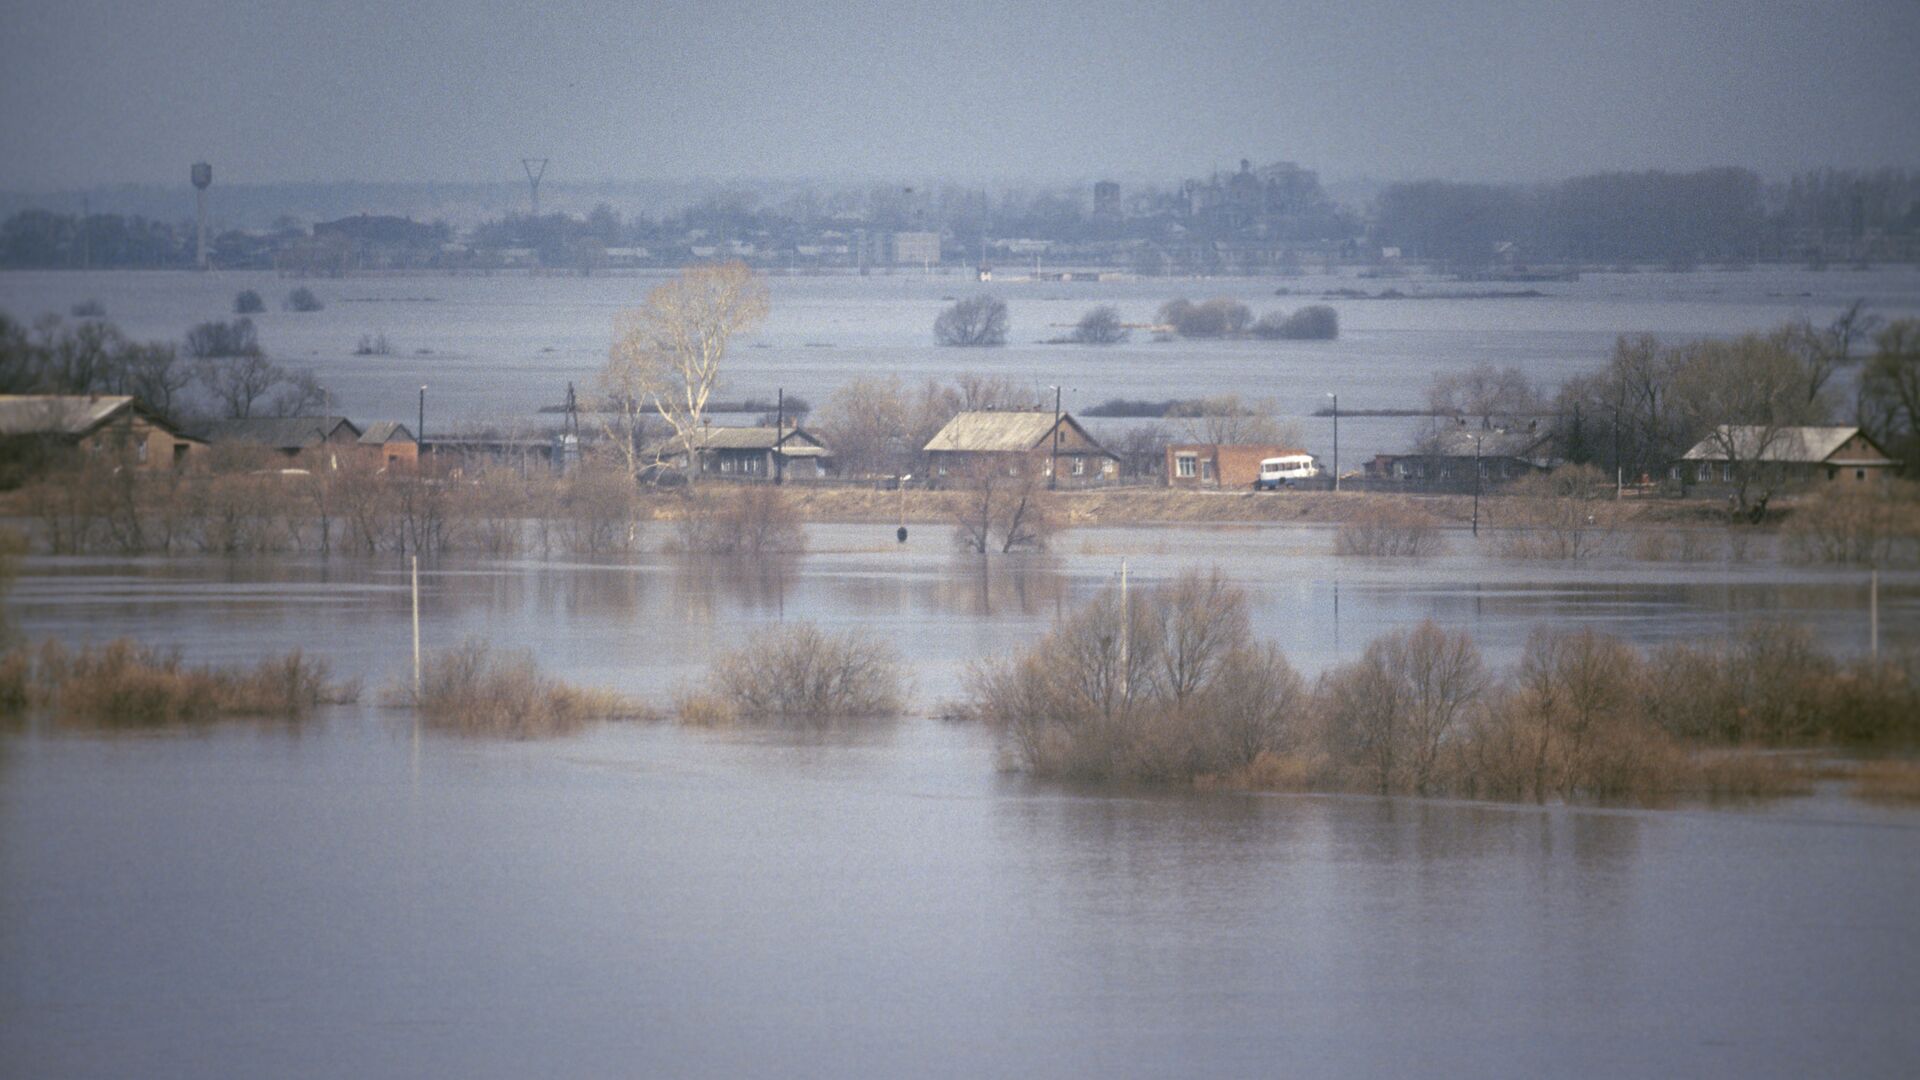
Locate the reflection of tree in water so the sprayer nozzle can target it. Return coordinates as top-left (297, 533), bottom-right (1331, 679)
top-left (668, 554), bottom-right (797, 618)
top-left (936, 555), bottom-right (1067, 617)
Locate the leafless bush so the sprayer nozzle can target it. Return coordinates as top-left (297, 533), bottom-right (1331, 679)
top-left (1321, 620), bottom-right (1489, 795)
top-left (1783, 486), bottom-right (1917, 565)
top-left (674, 484), bottom-right (803, 555)
top-left (1496, 466), bottom-right (1618, 559)
top-left (550, 466), bottom-right (642, 555)
top-left (1852, 760), bottom-right (1920, 803)
top-left (969, 569), bottom-right (1308, 782)
top-left (949, 461), bottom-right (1055, 554)
top-left (1335, 504), bottom-right (1445, 556)
top-left (22, 639), bottom-right (355, 726)
top-left (405, 639), bottom-right (640, 738)
top-left (706, 623), bottom-right (906, 723)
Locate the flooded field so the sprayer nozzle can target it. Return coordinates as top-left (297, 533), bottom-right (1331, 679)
top-left (3, 529), bottom-right (1919, 1076)
top-left (4, 265), bottom-right (1919, 463)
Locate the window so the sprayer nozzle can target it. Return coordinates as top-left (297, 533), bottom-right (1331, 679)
top-left (1722, 465), bottom-right (1733, 482)
top-left (1857, 469), bottom-right (1866, 480)
top-left (1176, 454), bottom-right (1197, 478)
top-left (1072, 458), bottom-right (1085, 476)
top-left (1200, 460), bottom-right (1212, 480)
top-left (1697, 464), bottom-right (1711, 483)
top-left (1102, 460), bottom-right (1114, 475)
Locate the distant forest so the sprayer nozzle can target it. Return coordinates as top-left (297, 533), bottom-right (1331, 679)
top-left (2, 165), bottom-right (1916, 272)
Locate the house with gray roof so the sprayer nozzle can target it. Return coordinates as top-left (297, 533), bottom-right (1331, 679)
top-left (1365, 424), bottom-right (1557, 489)
top-left (188, 416), bottom-right (363, 465)
top-left (650, 424), bottom-right (833, 481)
top-left (923, 409), bottom-right (1117, 487)
top-left (1673, 425), bottom-right (1898, 491)
top-left (0, 394), bottom-right (204, 474)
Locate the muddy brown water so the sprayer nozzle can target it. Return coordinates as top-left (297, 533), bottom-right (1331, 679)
top-left (2, 527), bottom-right (1918, 1077)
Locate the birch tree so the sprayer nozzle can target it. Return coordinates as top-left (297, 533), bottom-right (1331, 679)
top-left (600, 262), bottom-right (769, 481)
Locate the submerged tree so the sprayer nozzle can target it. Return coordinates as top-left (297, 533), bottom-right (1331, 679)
top-left (934, 295), bottom-right (1008, 347)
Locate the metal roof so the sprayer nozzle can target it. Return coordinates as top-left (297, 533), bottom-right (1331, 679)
top-left (0, 394), bottom-right (137, 437)
top-left (190, 416), bottom-right (361, 450)
top-left (357, 421), bottom-right (415, 445)
top-left (923, 410), bottom-right (1061, 453)
top-left (1679, 426), bottom-right (1876, 464)
top-left (653, 425), bottom-right (830, 455)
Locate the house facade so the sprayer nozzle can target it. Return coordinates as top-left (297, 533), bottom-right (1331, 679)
top-left (357, 421), bottom-right (419, 469)
top-left (1166, 443), bottom-right (1310, 489)
top-left (190, 416), bottom-right (363, 466)
top-left (1673, 425), bottom-right (1899, 492)
top-left (923, 410), bottom-right (1118, 487)
top-left (655, 424), bottom-right (834, 481)
top-left (0, 395), bottom-right (204, 471)
top-left (1366, 427), bottom-right (1555, 490)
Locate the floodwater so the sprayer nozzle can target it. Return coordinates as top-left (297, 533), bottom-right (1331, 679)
top-left (4, 529), bottom-right (1919, 1077)
top-left (4, 266), bottom-right (1919, 462)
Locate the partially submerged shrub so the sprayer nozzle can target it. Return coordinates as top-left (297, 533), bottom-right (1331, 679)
top-left (934, 295), bottom-right (1008, 347)
top-left (1251, 305), bottom-right (1338, 340)
top-left (706, 623), bottom-right (906, 723)
top-left (23, 639), bottom-right (354, 726)
top-left (1322, 621), bottom-right (1488, 795)
top-left (970, 569), bottom-right (1309, 782)
top-left (1069, 305), bottom-right (1128, 345)
top-left (1335, 504), bottom-right (1445, 557)
top-left (1496, 466), bottom-right (1617, 559)
top-left (674, 485), bottom-right (804, 555)
top-left (1783, 487), bottom-right (1917, 565)
top-left (408, 639), bottom-right (639, 738)
top-left (69, 298), bottom-right (106, 319)
top-left (1158, 297), bottom-right (1252, 338)
top-left (234, 289), bottom-right (266, 314)
top-left (285, 287), bottom-right (324, 312)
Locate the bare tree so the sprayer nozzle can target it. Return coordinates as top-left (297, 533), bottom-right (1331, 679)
top-left (196, 352), bottom-right (283, 419)
top-left (816, 374), bottom-right (913, 478)
top-left (1859, 318), bottom-right (1919, 464)
top-left (1174, 395), bottom-right (1301, 446)
top-left (1070, 305), bottom-right (1129, 345)
top-left (1325, 620), bottom-right (1487, 794)
top-left (1425, 363), bottom-right (1543, 426)
top-left (601, 262), bottom-right (769, 481)
top-left (1672, 333), bottom-right (1832, 515)
top-left (934, 295), bottom-right (1008, 346)
top-left (950, 458), bottom-right (1053, 554)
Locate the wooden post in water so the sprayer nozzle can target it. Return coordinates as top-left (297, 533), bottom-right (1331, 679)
top-left (1870, 569), bottom-right (1879, 657)
top-left (1119, 558), bottom-right (1130, 701)
top-left (411, 555), bottom-right (422, 698)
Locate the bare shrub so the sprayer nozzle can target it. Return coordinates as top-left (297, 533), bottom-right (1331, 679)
top-left (969, 569), bottom-right (1308, 782)
top-left (674, 485), bottom-right (804, 555)
top-left (934, 295), bottom-right (1009, 347)
top-left (1496, 465), bottom-right (1618, 559)
top-left (949, 460), bottom-right (1054, 554)
top-left (1321, 620), bottom-right (1488, 794)
top-left (1069, 305), bottom-right (1128, 345)
top-left (1251, 305), bottom-right (1339, 340)
top-left (1335, 504), bottom-right (1445, 557)
top-left (25, 639), bottom-right (354, 726)
top-left (1853, 760), bottom-right (1920, 803)
top-left (407, 639), bottom-right (639, 738)
top-left (553, 466), bottom-right (642, 555)
top-left (1645, 622), bottom-right (1844, 744)
top-left (1783, 487), bottom-right (1917, 565)
top-left (284, 287), bottom-right (323, 312)
top-left (707, 623), bottom-right (906, 722)
top-left (1158, 297), bottom-right (1251, 338)
top-left (233, 290), bottom-right (265, 315)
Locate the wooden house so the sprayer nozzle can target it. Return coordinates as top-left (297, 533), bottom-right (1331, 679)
top-left (923, 410), bottom-right (1118, 487)
top-left (0, 394), bottom-right (204, 471)
top-left (652, 424), bottom-right (834, 481)
top-left (1673, 426), bottom-right (1899, 491)
top-left (357, 421), bottom-right (419, 470)
top-left (190, 416), bottom-right (363, 467)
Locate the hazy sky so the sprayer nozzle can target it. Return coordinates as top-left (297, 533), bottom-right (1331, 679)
top-left (3, 0), bottom-right (1917, 190)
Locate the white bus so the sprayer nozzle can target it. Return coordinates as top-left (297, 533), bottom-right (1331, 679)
top-left (1255, 454), bottom-right (1319, 490)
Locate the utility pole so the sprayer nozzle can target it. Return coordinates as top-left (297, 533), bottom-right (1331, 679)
top-left (1472, 433), bottom-right (1482, 537)
top-left (774, 387), bottom-right (785, 486)
top-left (1119, 558), bottom-right (1130, 702)
top-left (1049, 384), bottom-right (1061, 490)
top-left (411, 555), bottom-right (422, 699)
top-left (418, 385), bottom-right (426, 465)
top-left (1326, 392), bottom-right (1339, 492)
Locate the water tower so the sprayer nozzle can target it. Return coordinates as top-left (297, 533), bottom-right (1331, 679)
top-left (191, 162), bottom-right (212, 270)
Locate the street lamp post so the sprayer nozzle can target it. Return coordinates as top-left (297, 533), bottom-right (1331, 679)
top-left (1326, 392), bottom-right (1339, 492)
top-left (418, 385), bottom-right (426, 462)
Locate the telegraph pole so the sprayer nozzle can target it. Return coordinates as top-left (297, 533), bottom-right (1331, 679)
top-left (774, 387), bottom-right (785, 486)
top-left (1049, 384), bottom-right (1061, 490)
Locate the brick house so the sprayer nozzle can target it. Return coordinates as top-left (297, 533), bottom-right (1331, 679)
top-left (190, 416), bottom-right (364, 466)
top-left (0, 394), bottom-right (204, 471)
top-left (357, 421), bottom-right (419, 470)
top-left (1166, 443), bottom-right (1312, 489)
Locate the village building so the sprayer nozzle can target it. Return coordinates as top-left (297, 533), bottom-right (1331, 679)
top-left (189, 416), bottom-right (363, 466)
top-left (1166, 443), bottom-right (1313, 489)
top-left (357, 421), bottom-right (419, 470)
top-left (652, 424), bottom-right (834, 481)
top-left (1365, 426), bottom-right (1556, 490)
top-left (1673, 425), bottom-right (1899, 491)
top-left (0, 394), bottom-right (204, 470)
top-left (923, 410), bottom-right (1118, 487)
